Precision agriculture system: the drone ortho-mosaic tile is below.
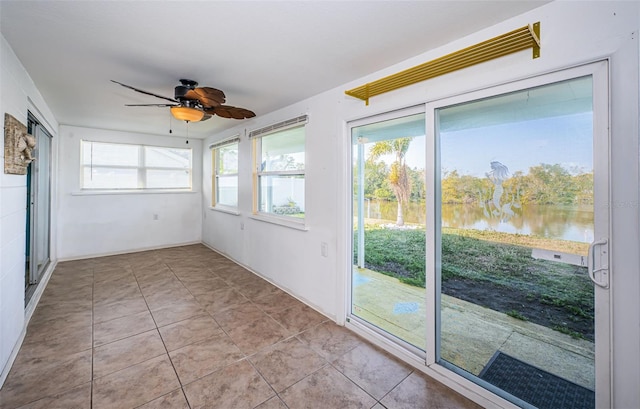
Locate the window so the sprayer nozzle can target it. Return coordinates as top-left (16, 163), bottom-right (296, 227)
top-left (251, 116), bottom-right (307, 219)
top-left (211, 138), bottom-right (239, 208)
top-left (81, 141), bottom-right (192, 190)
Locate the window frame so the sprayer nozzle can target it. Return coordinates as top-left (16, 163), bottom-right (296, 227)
top-left (211, 137), bottom-right (240, 210)
top-left (80, 140), bottom-right (192, 191)
top-left (250, 116), bottom-right (308, 225)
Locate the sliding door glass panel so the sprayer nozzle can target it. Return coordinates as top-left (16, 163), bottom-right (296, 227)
top-left (32, 125), bottom-right (51, 283)
top-left (436, 76), bottom-right (597, 408)
top-left (351, 112), bottom-right (427, 350)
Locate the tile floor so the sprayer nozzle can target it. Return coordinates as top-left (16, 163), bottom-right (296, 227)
top-left (0, 244), bottom-right (482, 409)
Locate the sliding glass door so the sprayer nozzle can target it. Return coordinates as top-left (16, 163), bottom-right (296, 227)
top-left (25, 118), bottom-right (52, 300)
top-left (429, 63), bottom-right (609, 408)
top-left (347, 62), bottom-right (610, 408)
top-left (350, 109), bottom-right (427, 351)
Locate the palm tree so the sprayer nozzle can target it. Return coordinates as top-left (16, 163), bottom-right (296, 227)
top-left (369, 137), bottom-right (413, 226)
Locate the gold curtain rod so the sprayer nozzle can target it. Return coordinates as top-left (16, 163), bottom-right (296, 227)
top-left (345, 22), bottom-right (540, 105)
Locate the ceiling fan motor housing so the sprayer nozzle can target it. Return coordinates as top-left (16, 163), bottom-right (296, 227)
top-left (175, 79), bottom-right (199, 102)
top-left (174, 85), bottom-right (193, 101)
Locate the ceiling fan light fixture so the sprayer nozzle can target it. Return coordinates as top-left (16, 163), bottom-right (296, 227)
top-left (171, 106), bottom-right (204, 122)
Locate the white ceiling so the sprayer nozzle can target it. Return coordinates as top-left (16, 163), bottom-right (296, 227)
top-left (0, 1), bottom-right (548, 139)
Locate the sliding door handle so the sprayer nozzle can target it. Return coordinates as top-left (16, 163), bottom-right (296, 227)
top-left (588, 239), bottom-right (609, 288)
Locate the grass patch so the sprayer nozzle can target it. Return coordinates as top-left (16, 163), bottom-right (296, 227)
top-left (506, 310), bottom-right (529, 321)
top-left (354, 225), bottom-right (594, 340)
top-left (552, 325), bottom-right (587, 340)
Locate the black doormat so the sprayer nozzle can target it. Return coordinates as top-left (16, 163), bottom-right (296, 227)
top-left (479, 351), bottom-right (595, 409)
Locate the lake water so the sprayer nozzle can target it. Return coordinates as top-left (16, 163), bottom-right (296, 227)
top-left (362, 200), bottom-right (594, 243)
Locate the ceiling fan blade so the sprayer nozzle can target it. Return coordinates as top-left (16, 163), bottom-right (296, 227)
top-left (205, 105), bottom-right (256, 119)
top-left (111, 80), bottom-right (178, 103)
top-left (185, 87), bottom-right (226, 108)
top-left (200, 114), bottom-right (213, 122)
top-left (125, 104), bottom-right (178, 107)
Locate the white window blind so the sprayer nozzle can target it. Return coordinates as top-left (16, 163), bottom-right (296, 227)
top-left (81, 140), bottom-right (192, 190)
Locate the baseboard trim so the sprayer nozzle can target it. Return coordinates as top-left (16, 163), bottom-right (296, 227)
top-left (57, 241), bottom-right (202, 262)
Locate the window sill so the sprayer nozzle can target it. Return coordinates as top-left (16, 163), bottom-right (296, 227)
top-left (71, 189), bottom-right (197, 196)
top-left (249, 214), bottom-right (308, 231)
top-left (209, 206), bottom-right (240, 216)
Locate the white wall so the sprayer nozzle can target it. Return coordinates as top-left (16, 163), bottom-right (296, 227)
top-left (202, 2), bottom-right (640, 407)
top-left (202, 90), bottom-right (340, 317)
top-left (57, 125), bottom-right (203, 260)
top-left (0, 35), bottom-right (59, 381)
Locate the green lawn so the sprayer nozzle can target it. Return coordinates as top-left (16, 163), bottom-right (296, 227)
top-left (354, 226), bottom-right (594, 339)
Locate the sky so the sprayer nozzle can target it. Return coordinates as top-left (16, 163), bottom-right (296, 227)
top-left (440, 112), bottom-right (593, 177)
top-left (367, 111), bottom-right (593, 178)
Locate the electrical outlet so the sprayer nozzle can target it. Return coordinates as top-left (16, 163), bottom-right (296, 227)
top-left (240, 222), bottom-right (244, 230)
top-left (321, 242), bottom-right (328, 257)
top-left (153, 214), bottom-right (159, 220)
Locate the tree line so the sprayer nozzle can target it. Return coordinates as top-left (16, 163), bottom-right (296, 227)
top-left (441, 164), bottom-right (593, 206)
top-left (364, 160), bottom-right (593, 206)
top-left (357, 137), bottom-right (593, 226)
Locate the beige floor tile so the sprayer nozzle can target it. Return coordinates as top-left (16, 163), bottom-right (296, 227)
top-left (19, 321), bottom-right (93, 360)
top-left (150, 299), bottom-right (206, 327)
top-left (1, 249), bottom-right (495, 409)
top-left (136, 389), bottom-right (190, 409)
top-left (93, 283), bottom-right (142, 307)
top-left (332, 343), bottom-right (413, 399)
top-left (93, 310), bottom-right (156, 347)
top-left (250, 337), bottom-right (327, 392)
top-left (28, 300), bottom-right (93, 327)
top-left (169, 334), bottom-right (245, 384)
top-left (214, 266), bottom-right (256, 284)
top-left (92, 269), bottom-right (135, 284)
top-left (92, 268), bottom-right (133, 285)
top-left (235, 279), bottom-right (281, 300)
top-left (93, 329), bottom-right (166, 378)
top-left (279, 365), bottom-right (376, 409)
top-left (268, 304), bottom-right (327, 335)
top-left (142, 284), bottom-right (194, 311)
top-left (297, 321), bottom-right (363, 361)
top-left (158, 314), bottom-right (224, 352)
top-left (254, 396), bottom-right (288, 409)
top-left (0, 349), bottom-right (92, 408)
top-left (93, 295), bottom-right (149, 324)
top-left (252, 290), bottom-right (304, 314)
top-left (28, 309), bottom-right (93, 331)
top-left (38, 282), bottom-right (93, 304)
top-left (181, 277), bottom-right (229, 298)
top-left (200, 287), bottom-right (249, 314)
top-left (134, 264), bottom-right (173, 282)
top-left (183, 360), bottom-right (274, 409)
top-left (15, 382), bottom-right (91, 409)
top-left (226, 274), bottom-right (264, 288)
top-left (172, 264), bottom-right (215, 275)
top-left (92, 355), bottom-right (180, 409)
top-left (226, 317), bottom-right (290, 355)
top-left (128, 256), bottom-right (164, 270)
top-left (380, 372), bottom-right (483, 409)
top-left (212, 303), bottom-right (269, 332)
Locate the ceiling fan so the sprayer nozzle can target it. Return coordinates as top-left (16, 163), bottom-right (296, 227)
top-left (112, 79), bottom-right (256, 123)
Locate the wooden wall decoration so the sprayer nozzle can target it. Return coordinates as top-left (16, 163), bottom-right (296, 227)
top-left (4, 113), bottom-right (36, 175)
